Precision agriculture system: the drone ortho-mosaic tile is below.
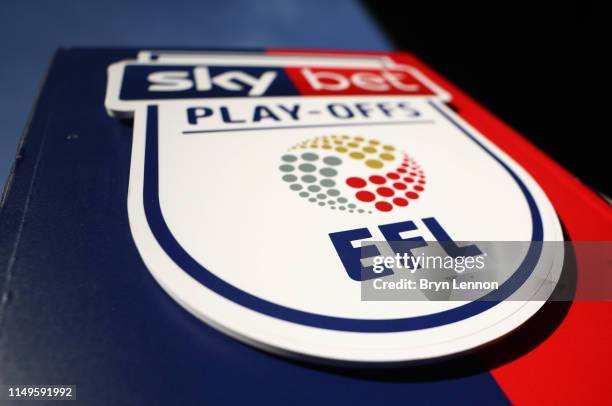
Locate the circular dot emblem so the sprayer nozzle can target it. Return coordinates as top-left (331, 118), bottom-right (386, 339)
top-left (282, 135), bottom-right (427, 212)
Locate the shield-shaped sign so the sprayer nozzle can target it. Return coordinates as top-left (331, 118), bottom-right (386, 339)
top-left (105, 50), bottom-right (563, 364)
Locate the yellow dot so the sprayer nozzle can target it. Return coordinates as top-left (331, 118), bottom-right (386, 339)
top-left (365, 159), bottom-right (383, 169)
top-left (354, 136), bottom-right (364, 142)
top-left (347, 142), bottom-right (359, 148)
top-left (380, 153), bottom-right (394, 161)
top-left (336, 147), bottom-right (348, 153)
top-left (368, 139), bottom-right (380, 146)
top-left (331, 135), bottom-right (338, 138)
top-left (382, 145), bottom-right (395, 151)
top-left (363, 146), bottom-right (377, 154)
top-left (334, 140), bottom-right (343, 145)
top-left (341, 135), bottom-right (349, 139)
top-left (350, 152), bottom-right (365, 160)
top-left (310, 145), bottom-right (318, 149)
top-left (322, 144), bottom-right (332, 150)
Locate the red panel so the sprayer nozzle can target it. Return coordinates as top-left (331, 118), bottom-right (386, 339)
top-left (284, 66), bottom-right (435, 96)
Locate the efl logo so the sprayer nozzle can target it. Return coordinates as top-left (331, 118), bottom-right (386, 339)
top-left (279, 135), bottom-right (426, 213)
top-left (330, 217), bottom-right (482, 281)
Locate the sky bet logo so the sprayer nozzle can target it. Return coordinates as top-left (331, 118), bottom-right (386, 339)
top-left (119, 65), bottom-right (436, 100)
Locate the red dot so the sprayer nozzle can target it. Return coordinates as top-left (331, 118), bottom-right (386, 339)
top-left (375, 201), bottom-right (393, 212)
top-left (418, 179), bottom-right (426, 185)
top-left (356, 191), bottom-right (375, 202)
top-left (405, 191), bottom-right (419, 199)
top-left (410, 172), bottom-right (418, 176)
top-left (397, 167), bottom-right (407, 173)
top-left (414, 185), bottom-right (425, 192)
top-left (377, 187), bottom-right (394, 197)
top-left (393, 197), bottom-right (408, 207)
top-left (404, 177), bottom-right (414, 183)
top-left (369, 175), bottom-right (386, 185)
top-left (387, 172), bottom-right (400, 180)
top-left (401, 163), bottom-right (409, 168)
top-left (392, 182), bottom-right (407, 190)
top-left (346, 177), bottom-right (366, 188)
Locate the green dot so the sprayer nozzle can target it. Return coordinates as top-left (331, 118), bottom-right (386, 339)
top-left (317, 193), bottom-right (327, 200)
top-left (299, 163), bottom-right (316, 173)
top-left (308, 185), bottom-right (321, 193)
top-left (323, 156), bottom-right (342, 166)
top-left (282, 154), bottom-right (297, 162)
top-left (349, 210), bottom-right (354, 213)
top-left (320, 167), bottom-right (337, 177)
top-left (302, 175), bottom-right (316, 183)
top-left (308, 198), bottom-right (317, 203)
top-left (302, 152), bottom-right (319, 162)
top-left (279, 164), bottom-right (294, 172)
top-left (339, 206), bottom-right (346, 211)
top-left (282, 174), bottom-right (297, 182)
top-left (337, 197), bottom-right (348, 204)
top-left (299, 192), bottom-right (309, 198)
top-left (328, 189), bottom-right (340, 197)
top-left (358, 209), bottom-right (364, 213)
top-left (328, 200), bottom-right (336, 205)
top-left (290, 184), bottom-right (302, 191)
top-left (331, 206), bottom-right (336, 210)
top-left (348, 203), bottom-right (356, 209)
top-left (318, 201), bottom-right (326, 206)
top-left (320, 179), bottom-right (335, 187)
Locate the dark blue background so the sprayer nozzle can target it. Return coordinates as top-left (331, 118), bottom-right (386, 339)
top-left (0, 48), bottom-right (510, 405)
